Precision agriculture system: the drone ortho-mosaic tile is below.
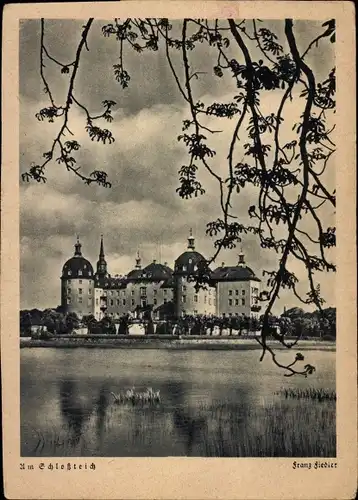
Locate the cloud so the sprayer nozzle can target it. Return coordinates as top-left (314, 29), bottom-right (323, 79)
top-left (19, 19), bottom-right (336, 313)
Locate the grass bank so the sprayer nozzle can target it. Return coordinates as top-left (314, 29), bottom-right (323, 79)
top-left (20, 335), bottom-right (336, 351)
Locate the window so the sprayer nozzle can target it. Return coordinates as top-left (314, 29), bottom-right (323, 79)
top-left (182, 295), bottom-right (186, 303)
top-left (68, 270), bottom-right (72, 276)
top-left (188, 259), bottom-right (192, 264)
top-left (117, 299), bottom-right (120, 306)
top-left (164, 298), bottom-right (168, 304)
top-left (140, 287), bottom-right (146, 296)
top-left (79, 279), bottom-right (82, 284)
top-left (209, 298), bottom-right (211, 305)
top-left (117, 290), bottom-right (120, 296)
top-left (235, 299), bottom-right (239, 306)
top-left (242, 290), bottom-right (246, 296)
top-left (229, 290), bottom-right (233, 296)
top-left (154, 298), bottom-right (157, 305)
top-left (141, 299), bottom-right (147, 307)
top-left (110, 299), bottom-right (114, 306)
top-left (78, 270), bottom-right (82, 277)
top-left (131, 290), bottom-right (135, 296)
top-left (183, 265), bottom-right (187, 271)
top-left (89, 271), bottom-right (92, 276)
top-left (79, 288), bottom-right (83, 294)
top-left (182, 285), bottom-right (186, 292)
top-left (123, 299), bottom-right (126, 306)
top-left (208, 289), bottom-right (211, 295)
top-left (194, 310), bottom-right (198, 315)
top-left (131, 299), bottom-right (135, 306)
top-left (235, 289), bottom-right (239, 296)
top-left (204, 296), bottom-right (207, 304)
top-left (88, 289), bottom-right (92, 295)
top-left (67, 288), bottom-right (71, 294)
top-left (79, 297), bottom-right (83, 304)
top-left (164, 289), bottom-right (168, 296)
top-left (67, 298), bottom-right (71, 304)
top-left (153, 289), bottom-right (157, 296)
top-left (96, 298), bottom-right (99, 305)
top-left (229, 299), bottom-right (233, 306)
top-left (194, 295), bottom-right (198, 303)
top-left (241, 299), bottom-right (245, 306)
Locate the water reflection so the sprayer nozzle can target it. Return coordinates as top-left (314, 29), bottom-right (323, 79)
top-left (21, 348), bottom-right (336, 457)
top-left (59, 380), bottom-right (93, 446)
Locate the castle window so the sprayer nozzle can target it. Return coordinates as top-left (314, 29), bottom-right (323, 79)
top-left (78, 270), bottom-right (82, 276)
top-left (229, 290), bottom-right (233, 296)
top-left (182, 266), bottom-right (187, 272)
top-left (67, 288), bottom-right (71, 294)
top-left (123, 299), bottom-right (126, 306)
top-left (164, 298), bottom-right (168, 304)
top-left (84, 264), bottom-right (87, 269)
top-left (194, 310), bottom-right (198, 315)
top-left (79, 280), bottom-right (82, 284)
top-left (68, 270), bottom-right (72, 276)
top-left (79, 297), bottom-right (82, 304)
top-left (182, 295), bottom-right (186, 303)
top-left (208, 289), bottom-right (211, 295)
top-left (193, 265), bottom-right (198, 271)
top-left (242, 290), bottom-right (246, 296)
top-left (182, 285), bottom-right (186, 292)
top-left (204, 296), bottom-right (207, 304)
top-left (209, 298), bottom-right (212, 305)
top-left (228, 299), bottom-right (233, 306)
top-left (140, 287), bottom-right (147, 296)
top-left (89, 280), bottom-right (92, 285)
top-left (131, 290), bottom-right (135, 296)
top-left (241, 299), bottom-right (245, 306)
top-left (96, 298), bottom-right (99, 305)
top-left (188, 259), bottom-right (192, 264)
top-left (164, 289), bottom-right (168, 296)
top-left (235, 299), bottom-right (239, 306)
top-left (110, 299), bottom-right (114, 306)
top-left (194, 295), bottom-right (198, 303)
top-left (117, 290), bottom-right (120, 296)
top-left (89, 289), bottom-right (92, 295)
top-left (154, 298), bottom-right (157, 305)
top-left (79, 288), bottom-right (83, 294)
top-left (235, 289), bottom-right (239, 296)
top-left (117, 299), bottom-right (120, 306)
top-left (131, 299), bottom-right (135, 306)
top-left (89, 271), bottom-right (92, 276)
top-left (67, 298), bottom-right (71, 304)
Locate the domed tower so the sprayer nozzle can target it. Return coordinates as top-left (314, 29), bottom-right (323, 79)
top-left (61, 237), bottom-right (94, 318)
top-left (173, 229), bottom-right (216, 317)
top-left (211, 246), bottom-right (261, 318)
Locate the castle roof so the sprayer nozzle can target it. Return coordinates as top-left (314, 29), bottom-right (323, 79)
top-left (211, 265), bottom-right (260, 282)
top-left (61, 238), bottom-right (94, 279)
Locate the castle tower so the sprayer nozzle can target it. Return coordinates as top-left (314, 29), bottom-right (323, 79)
top-left (61, 237), bottom-right (94, 319)
top-left (96, 235), bottom-right (108, 278)
top-left (173, 229), bottom-right (216, 318)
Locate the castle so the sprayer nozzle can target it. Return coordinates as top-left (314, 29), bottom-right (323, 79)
top-left (61, 231), bottom-right (261, 321)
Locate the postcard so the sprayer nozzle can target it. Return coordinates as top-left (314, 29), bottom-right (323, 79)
top-left (1, 1), bottom-right (357, 499)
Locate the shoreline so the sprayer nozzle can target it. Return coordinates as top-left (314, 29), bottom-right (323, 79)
top-left (20, 336), bottom-right (336, 351)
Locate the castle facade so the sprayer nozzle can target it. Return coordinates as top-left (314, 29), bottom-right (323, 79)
top-left (61, 232), bottom-right (261, 321)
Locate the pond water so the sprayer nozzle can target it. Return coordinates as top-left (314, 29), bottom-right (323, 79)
top-left (21, 347), bottom-right (336, 457)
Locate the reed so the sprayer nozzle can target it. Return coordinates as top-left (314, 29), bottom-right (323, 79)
top-left (110, 387), bottom-right (161, 405)
top-left (277, 387), bottom-right (336, 402)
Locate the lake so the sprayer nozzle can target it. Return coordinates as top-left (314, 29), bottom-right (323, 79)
top-left (21, 347), bottom-right (336, 457)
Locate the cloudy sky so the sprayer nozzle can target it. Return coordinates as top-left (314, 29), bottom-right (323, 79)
top-left (20, 18), bottom-right (335, 312)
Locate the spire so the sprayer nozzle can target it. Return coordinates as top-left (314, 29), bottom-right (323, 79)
top-left (187, 228), bottom-right (195, 250)
top-left (74, 235), bottom-right (82, 256)
top-left (99, 234), bottom-right (105, 259)
top-left (96, 234), bottom-right (108, 277)
top-left (135, 250), bottom-right (141, 269)
top-left (238, 246), bottom-right (245, 266)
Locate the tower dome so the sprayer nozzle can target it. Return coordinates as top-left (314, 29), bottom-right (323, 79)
top-left (61, 237), bottom-right (94, 279)
top-left (174, 229), bottom-right (207, 275)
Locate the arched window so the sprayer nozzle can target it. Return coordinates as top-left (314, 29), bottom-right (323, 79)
top-left (68, 270), bottom-right (72, 276)
top-left (78, 270), bottom-right (82, 276)
top-left (183, 265), bottom-right (187, 272)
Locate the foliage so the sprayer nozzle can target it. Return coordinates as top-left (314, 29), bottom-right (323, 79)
top-left (22, 18), bottom-right (336, 375)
